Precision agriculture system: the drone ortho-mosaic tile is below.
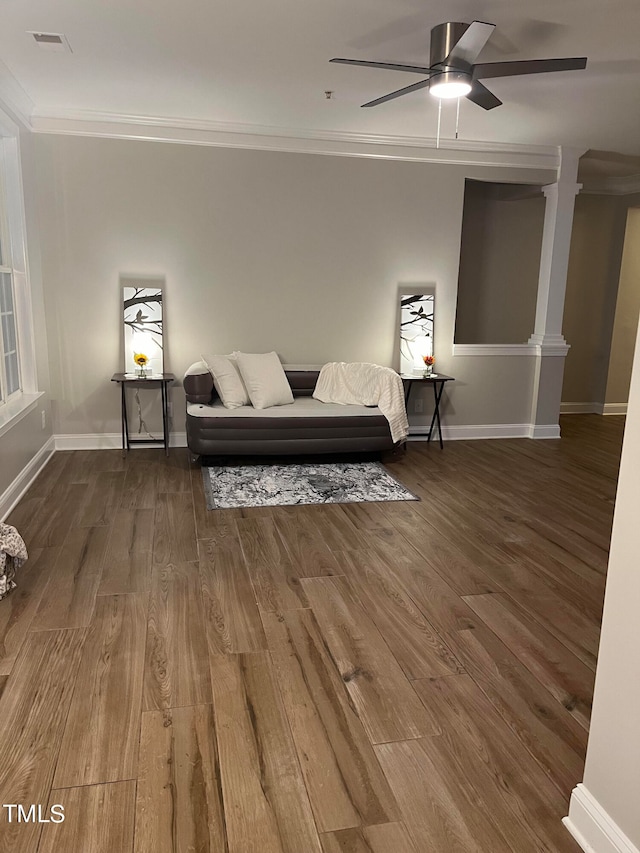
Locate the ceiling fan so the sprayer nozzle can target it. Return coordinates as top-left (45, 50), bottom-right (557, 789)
top-left (330, 21), bottom-right (587, 110)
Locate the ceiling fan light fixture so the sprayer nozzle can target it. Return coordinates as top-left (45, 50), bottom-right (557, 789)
top-left (429, 71), bottom-right (472, 99)
top-left (332, 20), bottom-right (587, 112)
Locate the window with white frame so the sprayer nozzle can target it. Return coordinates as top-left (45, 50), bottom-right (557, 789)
top-left (0, 175), bottom-right (21, 403)
top-left (0, 122), bottom-right (39, 416)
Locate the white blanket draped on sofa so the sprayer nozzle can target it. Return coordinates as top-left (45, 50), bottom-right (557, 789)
top-left (313, 362), bottom-right (409, 444)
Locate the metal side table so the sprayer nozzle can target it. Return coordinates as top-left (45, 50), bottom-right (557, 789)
top-left (111, 373), bottom-right (175, 456)
top-left (402, 374), bottom-right (455, 449)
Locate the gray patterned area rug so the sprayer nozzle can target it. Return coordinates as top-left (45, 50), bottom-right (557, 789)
top-left (202, 461), bottom-right (418, 509)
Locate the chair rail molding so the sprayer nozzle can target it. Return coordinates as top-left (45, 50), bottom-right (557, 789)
top-left (452, 343), bottom-right (538, 357)
top-left (527, 333), bottom-right (571, 356)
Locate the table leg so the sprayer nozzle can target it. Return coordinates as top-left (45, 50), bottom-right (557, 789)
top-left (427, 381), bottom-right (446, 449)
top-left (404, 380), bottom-right (412, 406)
top-left (121, 381), bottom-right (129, 454)
top-left (161, 381), bottom-right (169, 457)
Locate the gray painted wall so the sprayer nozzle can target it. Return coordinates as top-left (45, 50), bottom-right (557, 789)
top-left (605, 207), bottom-right (640, 404)
top-left (562, 192), bottom-right (640, 408)
top-left (456, 181), bottom-right (545, 345)
top-left (0, 407), bottom-right (50, 498)
top-left (32, 134), bottom-right (554, 436)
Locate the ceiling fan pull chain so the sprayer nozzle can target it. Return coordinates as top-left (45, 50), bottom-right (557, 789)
top-left (455, 97), bottom-right (461, 139)
top-left (436, 98), bottom-right (442, 149)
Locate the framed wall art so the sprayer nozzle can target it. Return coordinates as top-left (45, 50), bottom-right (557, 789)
top-left (399, 293), bottom-right (434, 375)
top-left (122, 280), bottom-right (164, 377)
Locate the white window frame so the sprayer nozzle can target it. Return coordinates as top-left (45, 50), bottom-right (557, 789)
top-left (0, 165), bottom-right (21, 404)
top-left (0, 108), bottom-right (41, 433)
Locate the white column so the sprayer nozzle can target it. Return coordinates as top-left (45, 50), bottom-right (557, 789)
top-left (528, 147), bottom-right (584, 435)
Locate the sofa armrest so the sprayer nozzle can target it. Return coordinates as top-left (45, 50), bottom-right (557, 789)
top-left (184, 361), bottom-right (215, 404)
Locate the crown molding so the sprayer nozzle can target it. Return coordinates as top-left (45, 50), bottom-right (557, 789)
top-left (0, 60), bottom-right (34, 131)
top-left (30, 108), bottom-right (560, 172)
top-left (581, 173), bottom-right (640, 196)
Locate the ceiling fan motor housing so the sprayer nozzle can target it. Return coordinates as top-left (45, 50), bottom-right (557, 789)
top-left (430, 22), bottom-right (471, 69)
top-left (429, 22), bottom-right (474, 98)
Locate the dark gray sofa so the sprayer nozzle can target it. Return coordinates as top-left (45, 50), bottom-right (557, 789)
top-left (183, 361), bottom-right (396, 457)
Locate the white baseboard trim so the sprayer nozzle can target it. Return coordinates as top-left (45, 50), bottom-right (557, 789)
top-left (54, 432), bottom-right (188, 450)
top-left (408, 423), bottom-right (560, 440)
top-left (0, 435), bottom-right (55, 521)
top-left (54, 426), bottom-right (564, 449)
top-left (563, 784), bottom-right (639, 853)
top-left (561, 402), bottom-right (602, 414)
top-left (602, 403), bottom-right (627, 416)
top-left (529, 423), bottom-right (561, 439)
top-left (560, 402), bottom-right (628, 416)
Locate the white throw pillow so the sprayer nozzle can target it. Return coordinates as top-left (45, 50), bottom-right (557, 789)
top-left (201, 353), bottom-right (249, 409)
top-left (235, 351), bottom-right (294, 409)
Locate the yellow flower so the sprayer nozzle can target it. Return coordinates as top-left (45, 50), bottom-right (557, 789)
top-left (134, 352), bottom-right (149, 367)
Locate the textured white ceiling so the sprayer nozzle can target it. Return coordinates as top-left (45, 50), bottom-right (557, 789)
top-left (0, 0), bottom-right (639, 155)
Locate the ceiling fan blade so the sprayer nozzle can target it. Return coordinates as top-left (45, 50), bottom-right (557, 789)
top-left (443, 21), bottom-right (496, 67)
top-left (361, 78), bottom-right (431, 108)
top-left (466, 81), bottom-right (502, 110)
top-left (473, 57), bottom-right (587, 79)
top-left (330, 58), bottom-right (434, 75)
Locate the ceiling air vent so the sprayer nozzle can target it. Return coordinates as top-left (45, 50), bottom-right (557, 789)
top-left (28, 32), bottom-right (72, 52)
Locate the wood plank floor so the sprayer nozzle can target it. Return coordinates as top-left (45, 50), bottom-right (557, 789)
top-left (0, 414), bottom-right (622, 852)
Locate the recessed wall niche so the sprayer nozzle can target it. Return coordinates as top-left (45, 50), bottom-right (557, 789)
top-left (454, 179), bottom-right (545, 345)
